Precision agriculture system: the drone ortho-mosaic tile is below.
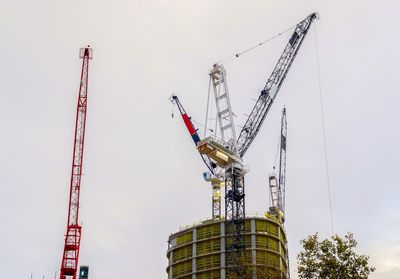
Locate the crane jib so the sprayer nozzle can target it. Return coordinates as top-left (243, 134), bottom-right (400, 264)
top-left (236, 13), bottom-right (318, 157)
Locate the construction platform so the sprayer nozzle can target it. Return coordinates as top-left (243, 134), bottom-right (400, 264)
top-left (166, 214), bottom-right (288, 279)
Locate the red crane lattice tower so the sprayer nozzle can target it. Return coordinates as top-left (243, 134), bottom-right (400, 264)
top-left (60, 46), bottom-right (92, 279)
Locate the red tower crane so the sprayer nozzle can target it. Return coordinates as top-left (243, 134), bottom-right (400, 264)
top-left (59, 46), bottom-right (92, 279)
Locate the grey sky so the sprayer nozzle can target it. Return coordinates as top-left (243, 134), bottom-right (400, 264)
top-left (1, 0), bottom-right (399, 278)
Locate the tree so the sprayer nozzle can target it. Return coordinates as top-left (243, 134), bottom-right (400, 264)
top-left (297, 232), bottom-right (375, 279)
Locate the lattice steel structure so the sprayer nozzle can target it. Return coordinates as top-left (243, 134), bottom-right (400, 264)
top-left (225, 13), bottom-right (317, 276)
top-left (60, 46), bottom-right (92, 279)
top-left (209, 64), bottom-right (237, 153)
top-left (224, 165), bottom-right (246, 277)
top-left (237, 13), bottom-right (318, 158)
top-left (269, 107), bottom-right (287, 221)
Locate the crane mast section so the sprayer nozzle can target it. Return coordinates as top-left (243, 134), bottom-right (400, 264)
top-left (60, 47), bottom-right (92, 279)
top-left (224, 164), bottom-right (246, 277)
top-left (237, 13), bottom-right (318, 158)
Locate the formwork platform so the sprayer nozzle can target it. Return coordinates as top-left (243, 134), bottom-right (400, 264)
top-left (166, 215), bottom-right (288, 279)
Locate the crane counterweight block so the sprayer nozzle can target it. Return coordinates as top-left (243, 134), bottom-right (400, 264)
top-left (170, 94), bottom-right (201, 145)
top-left (182, 114), bottom-right (200, 144)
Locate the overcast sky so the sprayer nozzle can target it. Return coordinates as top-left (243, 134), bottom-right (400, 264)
top-left (1, 0), bottom-right (400, 278)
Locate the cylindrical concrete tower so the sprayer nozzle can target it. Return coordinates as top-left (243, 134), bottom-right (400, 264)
top-left (166, 214), bottom-right (288, 279)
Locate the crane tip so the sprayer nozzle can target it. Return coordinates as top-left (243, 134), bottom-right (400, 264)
top-left (169, 94), bottom-right (177, 103)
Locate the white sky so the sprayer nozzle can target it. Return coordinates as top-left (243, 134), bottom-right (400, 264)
top-left (1, 0), bottom-right (399, 278)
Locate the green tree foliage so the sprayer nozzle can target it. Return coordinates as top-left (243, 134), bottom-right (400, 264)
top-left (297, 233), bottom-right (375, 279)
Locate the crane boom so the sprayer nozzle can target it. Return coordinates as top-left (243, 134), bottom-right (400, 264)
top-left (237, 13), bottom-right (318, 157)
top-left (278, 107), bottom-right (287, 215)
top-left (269, 107), bottom-right (287, 221)
top-left (60, 47), bottom-right (92, 279)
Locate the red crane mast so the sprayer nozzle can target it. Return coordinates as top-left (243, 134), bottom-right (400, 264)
top-left (60, 46), bottom-right (92, 279)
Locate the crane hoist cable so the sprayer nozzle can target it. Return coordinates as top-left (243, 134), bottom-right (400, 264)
top-left (314, 23), bottom-right (334, 235)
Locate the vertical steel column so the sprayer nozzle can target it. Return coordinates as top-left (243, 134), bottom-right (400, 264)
top-left (192, 228), bottom-right (197, 279)
top-left (251, 219), bottom-right (257, 279)
top-left (221, 222), bottom-right (226, 279)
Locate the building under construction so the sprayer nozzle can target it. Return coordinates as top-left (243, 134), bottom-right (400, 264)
top-left (168, 13), bottom-right (318, 279)
top-left (167, 214), bottom-right (288, 279)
